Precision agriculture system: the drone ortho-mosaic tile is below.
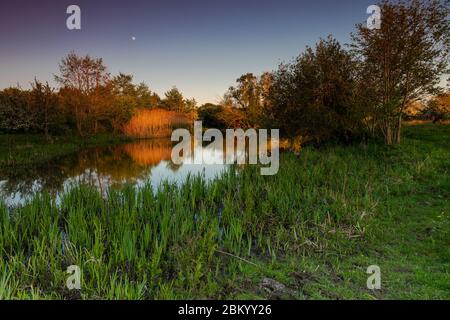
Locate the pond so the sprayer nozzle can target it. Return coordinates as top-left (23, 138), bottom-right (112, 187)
top-left (0, 139), bottom-right (231, 207)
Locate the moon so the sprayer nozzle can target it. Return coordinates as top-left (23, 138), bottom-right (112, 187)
top-left (131, 36), bottom-right (136, 41)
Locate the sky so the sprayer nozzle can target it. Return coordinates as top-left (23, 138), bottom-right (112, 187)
top-left (0, 0), bottom-right (377, 104)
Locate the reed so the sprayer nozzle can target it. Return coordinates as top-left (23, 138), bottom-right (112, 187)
top-left (123, 108), bottom-right (191, 138)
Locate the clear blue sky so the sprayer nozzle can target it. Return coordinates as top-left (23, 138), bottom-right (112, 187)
top-left (0, 0), bottom-right (376, 104)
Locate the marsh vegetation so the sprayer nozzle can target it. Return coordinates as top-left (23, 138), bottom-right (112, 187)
top-left (0, 124), bottom-right (448, 299)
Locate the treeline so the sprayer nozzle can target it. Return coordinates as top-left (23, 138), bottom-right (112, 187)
top-left (198, 0), bottom-right (449, 144)
top-left (0, 54), bottom-right (196, 136)
top-left (1, 0), bottom-right (448, 145)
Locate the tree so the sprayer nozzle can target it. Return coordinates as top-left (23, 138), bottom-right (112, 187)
top-left (161, 87), bottom-right (186, 112)
top-left (267, 36), bottom-right (362, 142)
top-left (112, 74), bottom-right (161, 109)
top-left (198, 103), bottom-right (226, 128)
top-left (55, 53), bottom-right (111, 135)
top-left (135, 82), bottom-right (160, 109)
top-left (423, 92), bottom-right (450, 123)
top-left (111, 73), bottom-right (136, 96)
top-left (185, 98), bottom-right (197, 111)
top-left (109, 95), bottom-right (136, 132)
top-left (54, 52), bottom-right (110, 94)
top-left (228, 73), bottom-right (262, 126)
top-left (259, 72), bottom-right (274, 119)
top-left (30, 79), bottom-right (64, 137)
top-left (0, 87), bottom-right (34, 133)
top-left (58, 86), bottom-right (86, 134)
top-left (351, 0), bottom-right (449, 144)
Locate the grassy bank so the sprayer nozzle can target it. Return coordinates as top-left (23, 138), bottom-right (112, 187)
top-left (0, 124), bottom-right (449, 299)
top-left (0, 134), bottom-right (133, 167)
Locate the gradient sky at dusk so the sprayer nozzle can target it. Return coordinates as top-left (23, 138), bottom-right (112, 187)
top-left (0, 0), bottom-right (376, 103)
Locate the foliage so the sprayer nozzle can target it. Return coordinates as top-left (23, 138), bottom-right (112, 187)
top-left (422, 92), bottom-right (450, 123)
top-left (220, 0), bottom-right (449, 145)
top-left (0, 54), bottom-right (194, 137)
top-left (112, 73), bottom-right (161, 109)
top-left (54, 52), bottom-right (110, 94)
top-left (161, 87), bottom-right (186, 112)
top-left (2, 0), bottom-right (449, 145)
top-left (226, 72), bottom-right (273, 127)
top-left (351, 0), bottom-right (449, 144)
top-left (0, 88), bottom-right (34, 133)
top-left (266, 36), bottom-right (363, 143)
top-left (197, 103), bottom-right (227, 128)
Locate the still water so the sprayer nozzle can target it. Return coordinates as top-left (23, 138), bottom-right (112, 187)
top-left (0, 139), bottom-right (231, 207)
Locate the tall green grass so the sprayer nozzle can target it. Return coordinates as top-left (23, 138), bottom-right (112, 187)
top-left (0, 124), bottom-right (448, 299)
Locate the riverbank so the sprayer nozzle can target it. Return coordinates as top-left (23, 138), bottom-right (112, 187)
top-left (0, 124), bottom-right (449, 299)
top-left (0, 134), bottom-right (134, 167)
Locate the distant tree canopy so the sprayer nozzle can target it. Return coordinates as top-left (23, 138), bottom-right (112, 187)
top-left (111, 73), bottom-right (161, 109)
top-left (0, 54), bottom-right (195, 136)
top-left (423, 92), bottom-right (450, 123)
top-left (161, 87), bottom-right (185, 112)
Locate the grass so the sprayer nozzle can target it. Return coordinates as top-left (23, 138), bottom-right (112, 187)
top-left (0, 124), bottom-right (448, 299)
top-left (0, 133), bottom-right (133, 168)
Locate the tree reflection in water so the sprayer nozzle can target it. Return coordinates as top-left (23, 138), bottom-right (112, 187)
top-left (0, 138), bottom-right (229, 207)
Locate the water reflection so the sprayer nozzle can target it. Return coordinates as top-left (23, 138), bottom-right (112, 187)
top-left (0, 139), bottom-right (230, 207)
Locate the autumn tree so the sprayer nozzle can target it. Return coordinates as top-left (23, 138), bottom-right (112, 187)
top-left (352, 0), bottom-right (449, 144)
top-left (423, 92), bottom-right (450, 123)
top-left (55, 53), bottom-right (110, 135)
top-left (55, 52), bottom-right (110, 94)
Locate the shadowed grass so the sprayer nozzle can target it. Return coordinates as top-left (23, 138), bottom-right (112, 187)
top-left (0, 134), bottom-right (133, 168)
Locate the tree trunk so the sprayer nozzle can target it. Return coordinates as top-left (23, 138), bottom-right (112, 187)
top-left (382, 115), bottom-right (402, 145)
top-left (395, 114), bottom-right (402, 144)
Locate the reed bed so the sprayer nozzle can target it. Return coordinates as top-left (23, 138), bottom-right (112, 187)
top-left (123, 108), bottom-right (191, 138)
